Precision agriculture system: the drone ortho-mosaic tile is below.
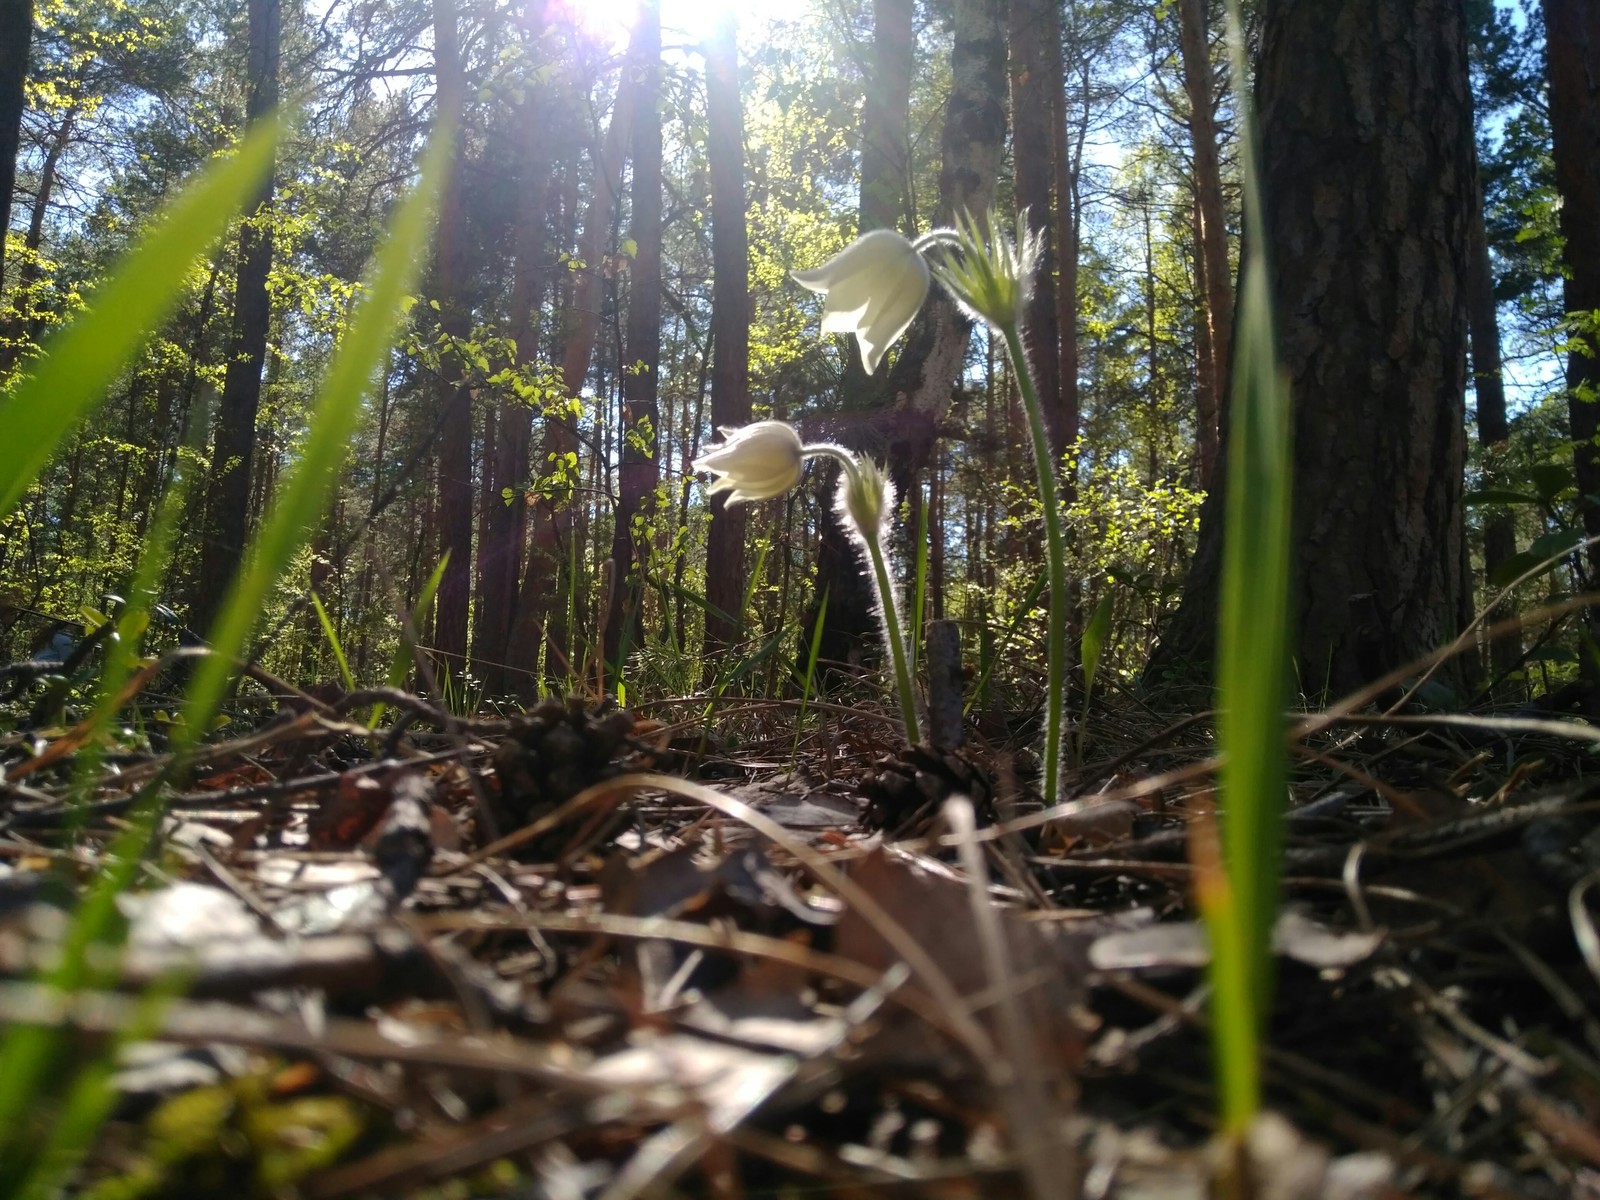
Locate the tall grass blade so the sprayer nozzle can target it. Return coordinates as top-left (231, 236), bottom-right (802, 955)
top-left (0, 117), bottom-right (282, 519)
top-left (1203, 0), bottom-right (1295, 1135)
top-left (373, 553), bottom-right (449, 728)
top-left (181, 123), bottom-right (453, 743)
top-left (311, 591), bottom-right (357, 692)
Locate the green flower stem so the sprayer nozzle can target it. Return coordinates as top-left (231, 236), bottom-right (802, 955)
top-left (862, 519), bottom-right (922, 745)
top-left (1001, 321), bottom-right (1069, 805)
top-left (808, 445), bottom-right (922, 745)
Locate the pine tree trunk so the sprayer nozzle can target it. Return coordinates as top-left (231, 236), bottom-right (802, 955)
top-left (602, 0), bottom-right (661, 682)
top-left (192, 0), bottom-right (279, 636)
top-left (1046, 3), bottom-right (1080, 479)
top-left (0, 0), bottom-right (31, 290)
top-left (805, 0), bottom-right (914, 672)
top-left (430, 0), bottom-right (474, 676)
top-left (810, 0), bottom-right (1006, 670)
top-left (701, 13), bottom-right (750, 682)
top-left (1542, 0), bottom-right (1600, 703)
top-left (1466, 138), bottom-right (1519, 689)
top-left (476, 29), bottom-right (547, 698)
top-left (1176, 0), bottom-right (1229, 489)
top-left (508, 56), bottom-right (639, 696)
top-left (1152, 0), bottom-right (1474, 698)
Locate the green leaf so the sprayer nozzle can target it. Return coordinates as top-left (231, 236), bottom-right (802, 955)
top-left (1462, 488), bottom-right (1539, 506)
top-left (0, 115), bottom-right (282, 520)
top-left (1489, 550), bottom-right (1545, 588)
top-left (1529, 462), bottom-right (1575, 502)
top-left (1529, 527), bottom-right (1584, 561)
top-left (1081, 591), bottom-right (1115, 694)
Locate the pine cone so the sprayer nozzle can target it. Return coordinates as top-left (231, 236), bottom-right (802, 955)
top-left (859, 743), bottom-right (997, 834)
top-left (491, 698), bottom-right (636, 833)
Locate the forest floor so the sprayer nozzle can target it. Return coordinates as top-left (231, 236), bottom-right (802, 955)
top-left (5, 672), bottom-right (1600, 1199)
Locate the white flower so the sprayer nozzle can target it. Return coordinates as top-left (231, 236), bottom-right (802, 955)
top-left (792, 229), bottom-right (930, 375)
top-left (692, 421), bottom-right (806, 504)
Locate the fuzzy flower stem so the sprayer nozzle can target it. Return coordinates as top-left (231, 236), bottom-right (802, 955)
top-left (806, 444), bottom-right (922, 745)
top-left (1000, 323), bottom-right (1070, 805)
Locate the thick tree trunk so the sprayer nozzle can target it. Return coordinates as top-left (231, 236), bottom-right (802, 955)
top-left (430, 0), bottom-right (474, 676)
top-left (507, 57), bottom-right (639, 697)
top-left (805, 0), bottom-right (915, 671)
top-left (701, 12), bottom-right (750, 682)
top-left (1542, 0), bottom-right (1600, 700)
top-left (602, 0), bottom-right (661, 682)
top-left (810, 0), bottom-right (1006, 669)
top-left (1176, 0), bottom-right (1229, 489)
top-left (192, 0), bottom-right (279, 636)
top-left (1152, 0), bottom-right (1475, 699)
top-left (0, 0), bottom-right (31, 289)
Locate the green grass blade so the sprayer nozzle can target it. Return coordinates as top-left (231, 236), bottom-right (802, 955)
top-left (911, 489), bottom-right (929, 680)
top-left (374, 553), bottom-right (449, 728)
top-left (0, 117), bottom-right (282, 519)
top-left (790, 586), bottom-right (830, 770)
top-left (181, 123), bottom-right (453, 743)
top-left (311, 591), bottom-right (357, 692)
top-left (1206, 0), bottom-right (1295, 1135)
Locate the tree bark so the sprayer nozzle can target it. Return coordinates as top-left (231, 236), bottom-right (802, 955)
top-left (701, 12), bottom-right (750, 682)
top-left (475, 7), bottom-right (548, 697)
top-left (1466, 134), bottom-right (1519, 687)
top-left (1176, 0), bottom-right (1229, 490)
top-left (429, 0), bottom-right (474, 676)
top-left (810, 0), bottom-right (1006, 669)
top-left (0, 0), bottom-right (32, 289)
top-left (602, 0), bottom-right (661, 682)
top-left (1152, 0), bottom-right (1475, 699)
top-left (192, 0), bottom-right (279, 636)
top-left (1542, 0), bottom-right (1600, 697)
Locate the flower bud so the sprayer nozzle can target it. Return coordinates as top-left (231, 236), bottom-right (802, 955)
top-left (837, 455), bottom-right (894, 541)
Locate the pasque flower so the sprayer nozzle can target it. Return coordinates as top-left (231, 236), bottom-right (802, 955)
top-left (692, 421), bottom-right (806, 503)
top-left (792, 229), bottom-right (931, 375)
top-left (691, 419), bottom-right (922, 744)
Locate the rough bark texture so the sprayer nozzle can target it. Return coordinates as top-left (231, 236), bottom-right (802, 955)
top-left (1176, 0), bottom-right (1229, 490)
top-left (430, 0), bottom-right (474, 673)
top-left (193, 0), bottom-right (279, 636)
top-left (602, 0), bottom-right (661, 679)
top-left (809, 0), bottom-right (1006, 669)
top-left (1543, 0), bottom-right (1600, 634)
top-left (701, 12), bottom-right (750, 679)
top-left (1152, 0), bottom-right (1475, 699)
top-left (0, 0), bottom-right (31, 288)
top-left (508, 58), bottom-right (638, 697)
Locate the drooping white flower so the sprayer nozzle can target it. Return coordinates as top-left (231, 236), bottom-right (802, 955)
top-left (692, 420), bottom-right (806, 504)
top-left (792, 229), bottom-right (931, 375)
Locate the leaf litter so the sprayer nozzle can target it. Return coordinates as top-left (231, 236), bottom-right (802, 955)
top-left (4, 681), bottom-right (1600, 1197)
